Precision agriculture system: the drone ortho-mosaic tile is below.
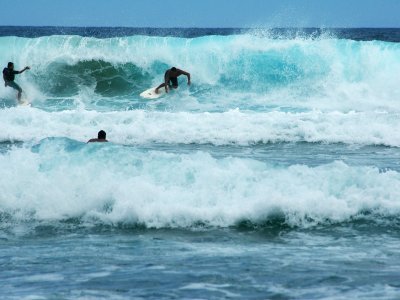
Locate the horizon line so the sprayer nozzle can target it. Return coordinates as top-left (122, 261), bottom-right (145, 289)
top-left (1, 25), bottom-right (400, 29)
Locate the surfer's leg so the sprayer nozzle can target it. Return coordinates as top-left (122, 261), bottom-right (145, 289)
top-left (8, 81), bottom-right (23, 101)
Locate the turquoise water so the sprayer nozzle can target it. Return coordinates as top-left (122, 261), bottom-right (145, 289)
top-left (1, 28), bottom-right (400, 299)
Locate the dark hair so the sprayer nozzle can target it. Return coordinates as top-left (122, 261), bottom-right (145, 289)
top-left (7, 62), bottom-right (14, 68)
top-left (171, 67), bottom-right (177, 71)
top-left (98, 130), bottom-right (106, 139)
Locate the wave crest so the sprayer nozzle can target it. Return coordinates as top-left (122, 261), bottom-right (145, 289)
top-left (1, 34), bottom-right (399, 107)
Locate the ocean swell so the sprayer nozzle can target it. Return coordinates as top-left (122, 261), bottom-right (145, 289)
top-left (1, 34), bottom-right (399, 112)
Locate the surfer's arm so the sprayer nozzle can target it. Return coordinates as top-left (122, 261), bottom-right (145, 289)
top-left (16, 66), bottom-right (30, 74)
top-left (178, 69), bottom-right (191, 85)
top-left (164, 76), bottom-right (169, 93)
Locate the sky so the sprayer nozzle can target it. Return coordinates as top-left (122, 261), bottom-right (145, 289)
top-left (1, 0), bottom-right (400, 28)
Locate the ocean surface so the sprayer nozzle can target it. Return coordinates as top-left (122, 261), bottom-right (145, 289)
top-left (1, 27), bottom-right (400, 299)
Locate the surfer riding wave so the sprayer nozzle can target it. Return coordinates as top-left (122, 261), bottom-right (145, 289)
top-left (155, 67), bottom-right (190, 94)
top-left (3, 62), bottom-right (30, 103)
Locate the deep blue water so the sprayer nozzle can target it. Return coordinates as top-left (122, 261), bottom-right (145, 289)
top-left (2, 26), bottom-right (400, 42)
top-left (1, 27), bottom-right (400, 299)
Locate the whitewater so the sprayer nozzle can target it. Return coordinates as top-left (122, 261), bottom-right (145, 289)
top-left (1, 32), bottom-right (400, 146)
top-left (1, 27), bottom-right (400, 299)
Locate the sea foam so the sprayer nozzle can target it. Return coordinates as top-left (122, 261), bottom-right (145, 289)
top-left (1, 140), bottom-right (399, 228)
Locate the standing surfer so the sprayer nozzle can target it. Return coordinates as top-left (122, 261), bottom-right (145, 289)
top-left (3, 62), bottom-right (30, 103)
top-left (155, 67), bottom-right (190, 94)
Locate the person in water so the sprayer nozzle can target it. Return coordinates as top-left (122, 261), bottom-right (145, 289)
top-left (88, 130), bottom-right (108, 143)
top-left (155, 67), bottom-right (190, 94)
top-left (3, 62), bottom-right (30, 102)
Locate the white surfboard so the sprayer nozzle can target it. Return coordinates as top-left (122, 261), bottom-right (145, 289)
top-left (140, 86), bottom-right (166, 99)
top-left (19, 99), bottom-right (31, 106)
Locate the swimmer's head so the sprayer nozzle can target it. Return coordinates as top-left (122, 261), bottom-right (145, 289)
top-left (98, 130), bottom-right (106, 139)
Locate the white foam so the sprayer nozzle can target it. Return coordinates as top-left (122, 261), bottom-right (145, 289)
top-left (0, 108), bottom-right (400, 147)
top-left (0, 144), bottom-right (399, 228)
top-left (24, 273), bottom-right (64, 282)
